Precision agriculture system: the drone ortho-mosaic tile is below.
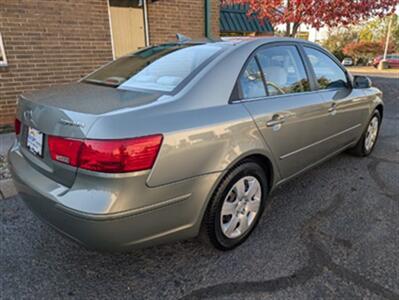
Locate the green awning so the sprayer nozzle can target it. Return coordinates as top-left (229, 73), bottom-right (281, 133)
top-left (220, 4), bottom-right (273, 34)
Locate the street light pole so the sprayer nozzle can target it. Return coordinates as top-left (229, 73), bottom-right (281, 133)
top-left (383, 15), bottom-right (393, 61)
top-left (379, 15), bottom-right (393, 70)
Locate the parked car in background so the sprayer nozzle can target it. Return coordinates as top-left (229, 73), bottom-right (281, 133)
top-left (373, 54), bottom-right (399, 68)
top-left (9, 38), bottom-right (384, 252)
top-left (342, 57), bottom-right (353, 66)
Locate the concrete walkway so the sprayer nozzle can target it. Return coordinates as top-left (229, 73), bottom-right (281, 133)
top-left (0, 133), bottom-right (16, 199)
top-left (347, 66), bottom-right (399, 78)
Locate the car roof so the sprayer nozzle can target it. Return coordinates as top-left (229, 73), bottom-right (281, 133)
top-left (164, 36), bottom-right (321, 50)
top-left (218, 36), bottom-right (321, 48)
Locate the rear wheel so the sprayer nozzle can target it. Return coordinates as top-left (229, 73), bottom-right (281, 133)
top-left (349, 110), bottom-right (381, 157)
top-left (202, 161), bottom-right (268, 250)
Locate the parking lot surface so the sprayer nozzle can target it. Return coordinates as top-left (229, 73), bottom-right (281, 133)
top-left (1, 76), bottom-right (398, 299)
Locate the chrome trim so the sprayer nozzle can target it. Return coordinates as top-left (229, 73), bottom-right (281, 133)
top-left (280, 123), bottom-right (362, 160)
top-left (232, 88), bottom-right (345, 104)
top-left (276, 142), bottom-right (354, 186)
top-left (59, 119), bottom-right (85, 128)
top-left (266, 117), bottom-right (286, 127)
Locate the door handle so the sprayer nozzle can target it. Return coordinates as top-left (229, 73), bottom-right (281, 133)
top-left (328, 103), bottom-right (337, 115)
top-left (266, 114), bottom-right (286, 127)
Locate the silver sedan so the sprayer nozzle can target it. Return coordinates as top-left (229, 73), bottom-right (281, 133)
top-left (9, 38), bottom-right (383, 251)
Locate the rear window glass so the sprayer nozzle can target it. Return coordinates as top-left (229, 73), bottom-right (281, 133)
top-left (84, 44), bottom-right (222, 92)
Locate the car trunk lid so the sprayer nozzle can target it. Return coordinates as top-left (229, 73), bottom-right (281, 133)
top-left (16, 83), bottom-right (162, 187)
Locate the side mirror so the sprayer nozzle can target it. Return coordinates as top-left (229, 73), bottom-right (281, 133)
top-left (353, 75), bottom-right (372, 89)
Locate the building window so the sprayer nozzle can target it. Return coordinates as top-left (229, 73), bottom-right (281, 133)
top-left (0, 33), bottom-right (7, 67)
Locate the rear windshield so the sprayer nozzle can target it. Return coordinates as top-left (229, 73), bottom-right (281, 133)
top-left (83, 43), bottom-right (222, 92)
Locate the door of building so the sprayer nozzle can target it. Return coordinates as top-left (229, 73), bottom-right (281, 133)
top-left (109, 0), bottom-right (146, 58)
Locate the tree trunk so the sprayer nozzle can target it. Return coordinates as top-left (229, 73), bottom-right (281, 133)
top-left (285, 22), bottom-right (291, 37)
top-left (292, 23), bottom-right (301, 37)
top-left (284, 0), bottom-right (292, 37)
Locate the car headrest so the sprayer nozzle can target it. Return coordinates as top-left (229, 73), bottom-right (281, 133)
top-left (156, 76), bottom-right (182, 87)
top-left (265, 66), bottom-right (288, 86)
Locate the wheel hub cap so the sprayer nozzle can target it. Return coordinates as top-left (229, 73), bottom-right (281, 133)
top-left (220, 176), bottom-right (262, 239)
top-left (365, 116), bottom-right (379, 152)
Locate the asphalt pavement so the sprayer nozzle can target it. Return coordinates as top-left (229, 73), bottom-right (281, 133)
top-left (0, 76), bottom-right (398, 299)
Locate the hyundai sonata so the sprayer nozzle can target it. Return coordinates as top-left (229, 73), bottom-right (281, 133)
top-left (9, 38), bottom-right (383, 251)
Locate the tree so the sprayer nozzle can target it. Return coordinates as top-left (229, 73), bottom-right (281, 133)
top-left (359, 14), bottom-right (399, 50)
top-left (221, 0), bottom-right (398, 37)
top-left (343, 40), bottom-right (396, 65)
top-left (322, 28), bottom-right (359, 61)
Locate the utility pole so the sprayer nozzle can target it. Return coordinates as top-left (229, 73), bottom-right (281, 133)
top-left (383, 15), bottom-right (393, 60)
top-left (379, 15), bottom-right (393, 69)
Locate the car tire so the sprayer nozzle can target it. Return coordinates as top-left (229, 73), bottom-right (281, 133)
top-left (201, 160), bottom-right (269, 250)
top-left (349, 110), bottom-right (381, 157)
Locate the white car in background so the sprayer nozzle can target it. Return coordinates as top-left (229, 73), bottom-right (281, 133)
top-left (342, 57), bottom-right (353, 66)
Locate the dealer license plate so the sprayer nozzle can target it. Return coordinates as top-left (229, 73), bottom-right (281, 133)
top-left (27, 127), bottom-right (44, 157)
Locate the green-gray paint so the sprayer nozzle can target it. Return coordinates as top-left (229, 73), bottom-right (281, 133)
top-left (205, 0), bottom-right (212, 38)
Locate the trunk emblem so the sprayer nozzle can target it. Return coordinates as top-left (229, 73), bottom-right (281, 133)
top-left (24, 110), bottom-right (38, 127)
top-left (59, 119), bottom-right (85, 128)
top-left (24, 110), bottom-right (32, 122)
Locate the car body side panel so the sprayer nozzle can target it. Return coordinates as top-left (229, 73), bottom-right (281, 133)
top-left (145, 103), bottom-right (279, 187)
top-left (243, 92), bottom-right (334, 179)
top-left (318, 88), bottom-right (369, 150)
top-left (360, 87), bottom-right (384, 128)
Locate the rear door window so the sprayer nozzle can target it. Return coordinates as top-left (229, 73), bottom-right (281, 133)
top-left (256, 46), bottom-right (310, 96)
top-left (239, 58), bottom-right (267, 99)
top-left (304, 47), bottom-right (348, 89)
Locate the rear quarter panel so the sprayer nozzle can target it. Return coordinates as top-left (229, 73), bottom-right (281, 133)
top-left (86, 42), bottom-right (280, 187)
top-left (147, 103), bottom-right (275, 187)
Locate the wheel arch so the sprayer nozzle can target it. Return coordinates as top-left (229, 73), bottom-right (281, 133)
top-left (197, 151), bottom-right (277, 238)
top-left (375, 103), bottom-right (384, 119)
top-left (198, 151), bottom-right (277, 224)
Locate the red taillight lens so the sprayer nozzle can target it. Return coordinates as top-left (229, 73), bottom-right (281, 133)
top-left (48, 135), bottom-right (163, 173)
top-left (48, 136), bottom-right (83, 167)
top-left (14, 119), bottom-right (21, 135)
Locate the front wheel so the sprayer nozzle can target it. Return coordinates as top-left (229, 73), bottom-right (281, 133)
top-left (349, 110), bottom-right (381, 157)
top-left (202, 161), bottom-right (269, 250)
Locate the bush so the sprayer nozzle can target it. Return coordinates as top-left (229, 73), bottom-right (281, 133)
top-left (343, 40), bottom-right (396, 65)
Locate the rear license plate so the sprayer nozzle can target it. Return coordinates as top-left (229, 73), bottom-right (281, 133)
top-left (27, 127), bottom-right (44, 157)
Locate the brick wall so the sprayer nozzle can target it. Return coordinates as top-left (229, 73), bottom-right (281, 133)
top-left (0, 0), bottom-right (221, 130)
top-left (147, 0), bottom-right (220, 45)
top-left (0, 0), bottom-right (113, 129)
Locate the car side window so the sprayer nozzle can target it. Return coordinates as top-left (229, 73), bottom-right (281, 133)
top-left (239, 58), bottom-right (267, 99)
top-left (304, 47), bottom-right (348, 90)
top-left (256, 46), bottom-right (310, 96)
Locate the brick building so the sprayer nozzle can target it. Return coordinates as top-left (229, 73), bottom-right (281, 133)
top-left (0, 0), bottom-right (220, 130)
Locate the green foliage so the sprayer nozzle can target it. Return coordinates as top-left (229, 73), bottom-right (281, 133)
top-left (323, 15), bottom-right (399, 63)
top-left (343, 40), bottom-right (396, 65)
top-left (322, 29), bottom-right (359, 61)
top-left (359, 14), bottom-right (399, 47)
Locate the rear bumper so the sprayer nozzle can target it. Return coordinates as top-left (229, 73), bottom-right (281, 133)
top-left (8, 143), bottom-right (220, 251)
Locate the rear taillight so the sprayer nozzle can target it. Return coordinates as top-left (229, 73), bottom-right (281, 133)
top-left (14, 119), bottom-right (21, 135)
top-left (48, 136), bottom-right (83, 167)
top-left (48, 135), bottom-right (163, 173)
